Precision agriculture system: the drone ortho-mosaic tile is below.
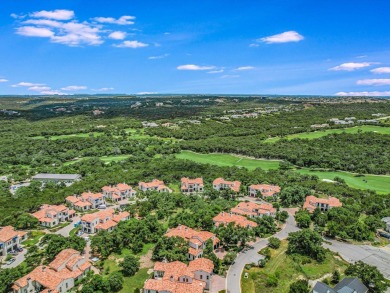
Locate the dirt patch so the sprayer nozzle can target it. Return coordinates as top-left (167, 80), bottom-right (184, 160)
top-left (140, 249), bottom-right (154, 268)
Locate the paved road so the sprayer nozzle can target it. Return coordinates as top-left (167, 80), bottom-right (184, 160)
top-left (324, 239), bottom-right (390, 279)
top-left (55, 216), bottom-right (81, 237)
top-left (226, 209), bottom-right (299, 293)
top-left (2, 249), bottom-right (27, 269)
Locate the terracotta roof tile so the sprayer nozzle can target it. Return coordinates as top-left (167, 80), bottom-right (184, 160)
top-left (213, 212), bottom-right (257, 228)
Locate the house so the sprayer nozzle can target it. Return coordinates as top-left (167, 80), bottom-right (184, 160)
top-left (303, 195), bottom-right (342, 213)
top-left (143, 258), bottom-right (214, 293)
top-left (139, 179), bottom-right (172, 193)
top-left (311, 124), bottom-right (329, 128)
top-left (248, 184), bottom-right (281, 198)
top-left (102, 183), bottom-right (137, 202)
top-left (181, 178), bottom-right (204, 194)
top-left (65, 195), bottom-right (93, 211)
top-left (0, 226), bottom-right (28, 257)
top-left (213, 178), bottom-right (241, 193)
top-left (81, 208), bottom-right (130, 234)
top-left (142, 121), bottom-right (159, 128)
top-left (80, 192), bottom-right (105, 209)
top-left (312, 277), bottom-right (368, 293)
top-left (213, 212), bottom-right (257, 228)
top-left (12, 249), bottom-right (91, 293)
top-left (231, 202), bottom-right (276, 218)
top-left (32, 173), bottom-right (81, 184)
top-left (32, 205), bottom-right (76, 227)
top-left (165, 225), bottom-right (219, 260)
top-left (357, 119), bottom-right (379, 124)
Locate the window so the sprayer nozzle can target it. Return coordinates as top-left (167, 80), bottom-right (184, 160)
top-left (200, 275), bottom-right (203, 279)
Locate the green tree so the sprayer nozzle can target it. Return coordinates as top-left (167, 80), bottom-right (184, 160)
top-left (289, 279), bottom-right (310, 293)
top-left (268, 237), bottom-right (281, 249)
top-left (295, 210), bottom-right (311, 228)
top-left (287, 229), bottom-right (326, 262)
top-left (107, 272), bottom-right (124, 292)
top-left (120, 255), bottom-right (140, 277)
top-left (332, 270), bottom-right (340, 284)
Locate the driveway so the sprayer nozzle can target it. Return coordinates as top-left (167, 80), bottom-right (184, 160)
top-left (323, 239), bottom-right (390, 279)
top-left (1, 249), bottom-right (27, 269)
top-left (55, 216), bottom-right (81, 237)
top-left (226, 208), bottom-right (299, 293)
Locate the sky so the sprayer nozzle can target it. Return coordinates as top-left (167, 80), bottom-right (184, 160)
top-left (0, 0), bottom-right (390, 96)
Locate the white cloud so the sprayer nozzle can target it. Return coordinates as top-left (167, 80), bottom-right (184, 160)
top-left (93, 16), bottom-right (135, 25)
top-left (23, 19), bottom-right (63, 28)
top-left (356, 79), bottom-right (390, 86)
top-left (61, 85), bottom-right (87, 91)
top-left (336, 91), bottom-right (390, 97)
top-left (30, 9), bottom-right (74, 20)
top-left (10, 13), bottom-right (25, 19)
top-left (235, 66), bottom-right (255, 71)
top-left (92, 87), bottom-right (114, 92)
top-left (371, 67), bottom-right (390, 74)
top-left (40, 90), bottom-right (67, 95)
top-left (221, 75), bottom-right (239, 79)
top-left (12, 82), bottom-right (45, 87)
top-left (330, 62), bottom-right (373, 71)
top-left (28, 86), bottom-right (51, 91)
top-left (0, 79), bottom-right (8, 83)
top-left (114, 40), bottom-right (148, 48)
top-left (108, 31), bottom-right (127, 40)
top-left (148, 54), bottom-right (169, 60)
top-left (207, 69), bottom-right (224, 74)
top-left (249, 43), bottom-right (260, 47)
top-left (50, 22), bottom-right (103, 46)
top-left (259, 31), bottom-right (304, 44)
top-left (177, 64), bottom-right (216, 71)
top-left (136, 91), bottom-right (157, 95)
top-left (16, 26), bottom-right (54, 37)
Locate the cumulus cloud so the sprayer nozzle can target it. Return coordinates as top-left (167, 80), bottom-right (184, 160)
top-left (61, 85), bottom-right (87, 91)
top-left (16, 26), bottom-right (54, 37)
top-left (336, 91), bottom-right (390, 97)
top-left (148, 54), bottom-right (169, 60)
top-left (235, 66), bottom-right (255, 71)
top-left (259, 31), bottom-right (304, 44)
top-left (28, 86), bottom-right (51, 91)
top-left (371, 67), bottom-right (390, 74)
top-left (207, 69), bottom-right (224, 74)
top-left (30, 9), bottom-right (75, 20)
top-left (93, 16), bottom-right (135, 25)
top-left (114, 40), bottom-right (148, 48)
top-left (108, 31), bottom-right (127, 40)
top-left (136, 91), bottom-right (157, 95)
top-left (40, 90), bottom-right (67, 95)
top-left (11, 81), bottom-right (68, 95)
top-left (330, 62), bottom-right (374, 71)
top-left (0, 79), bottom-right (8, 83)
top-left (177, 64), bottom-right (216, 71)
top-left (12, 82), bottom-right (45, 87)
top-left (356, 79), bottom-right (390, 86)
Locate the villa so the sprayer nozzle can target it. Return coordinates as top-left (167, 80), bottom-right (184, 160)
top-left (213, 212), bottom-right (257, 228)
top-left (81, 208), bottom-right (130, 234)
top-left (12, 249), bottom-right (91, 293)
top-left (231, 202), bottom-right (276, 218)
top-left (248, 184), bottom-right (281, 198)
top-left (139, 179), bottom-right (172, 193)
top-left (303, 195), bottom-right (342, 213)
top-left (213, 178), bottom-right (241, 193)
top-left (0, 226), bottom-right (28, 257)
top-left (143, 258), bottom-right (214, 293)
top-left (181, 177), bottom-right (204, 194)
top-left (165, 225), bottom-right (219, 260)
top-left (102, 183), bottom-right (137, 202)
top-left (32, 204), bottom-right (75, 228)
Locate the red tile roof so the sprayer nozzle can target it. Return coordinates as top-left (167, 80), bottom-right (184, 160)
top-left (213, 178), bottom-right (241, 192)
top-left (213, 212), bottom-right (257, 228)
top-left (303, 195), bottom-right (342, 212)
top-left (0, 226), bottom-right (23, 242)
top-left (249, 184), bottom-right (281, 197)
top-left (231, 202), bottom-right (276, 217)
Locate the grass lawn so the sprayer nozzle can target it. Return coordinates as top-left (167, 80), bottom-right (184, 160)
top-left (176, 151), bottom-right (281, 170)
top-left (241, 241), bottom-right (348, 293)
top-left (31, 132), bottom-right (104, 140)
top-left (69, 226), bottom-right (81, 237)
top-left (296, 169), bottom-right (390, 194)
top-left (265, 125), bottom-right (390, 143)
top-left (23, 230), bottom-right (45, 247)
top-left (64, 154), bottom-right (131, 165)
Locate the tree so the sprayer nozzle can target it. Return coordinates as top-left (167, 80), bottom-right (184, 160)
top-left (295, 210), bottom-right (311, 228)
top-left (332, 270), bottom-right (340, 284)
top-left (289, 279), bottom-right (310, 293)
top-left (287, 229), bottom-right (326, 262)
top-left (345, 261), bottom-right (389, 293)
top-left (222, 252), bottom-right (237, 266)
top-left (279, 185), bottom-right (311, 207)
top-left (268, 237), bottom-right (281, 249)
top-left (107, 272), bottom-right (124, 292)
top-left (120, 255), bottom-right (140, 277)
top-left (276, 210), bottom-right (289, 223)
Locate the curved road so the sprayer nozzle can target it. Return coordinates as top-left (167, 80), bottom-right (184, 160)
top-left (226, 209), bottom-right (299, 293)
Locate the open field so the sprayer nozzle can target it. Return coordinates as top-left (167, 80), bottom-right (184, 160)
top-left (265, 125), bottom-right (390, 143)
top-left (176, 151), bottom-right (390, 194)
top-left (176, 151), bottom-right (281, 170)
top-left (241, 241), bottom-right (348, 293)
top-left (64, 155), bottom-right (131, 165)
top-left (31, 132), bottom-right (104, 140)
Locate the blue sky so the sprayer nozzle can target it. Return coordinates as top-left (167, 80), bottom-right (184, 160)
top-left (0, 0), bottom-right (390, 96)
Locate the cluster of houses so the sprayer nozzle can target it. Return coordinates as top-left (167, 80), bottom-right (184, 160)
top-left (32, 204), bottom-right (76, 228)
top-left (329, 117), bottom-right (356, 125)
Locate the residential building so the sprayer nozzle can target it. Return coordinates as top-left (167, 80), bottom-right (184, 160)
top-left (143, 258), bottom-right (214, 293)
top-left (12, 249), bottom-right (91, 293)
top-left (31, 173), bottom-right (81, 184)
top-left (357, 119), bottom-right (379, 124)
top-left (165, 225), bottom-right (219, 260)
top-left (311, 124), bottom-right (329, 128)
top-left (80, 192), bottom-right (105, 209)
top-left (231, 202), bottom-right (276, 218)
top-left (102, 183), bottom-right (137, 202)
top-left (0, 226), bottom-right (28, 257)
top-left (65, 195), bottom-right (92, 211)
top-left (213, 212), bottom-right (257, 228)
top-left (312, 277), bottom-right (368, 293)
top-left (32, 205), bottom-right (76, 228)
top-left (139, 179), bottom-right (172, 193)
top-left (180, 177), bottom-right (204, 194)
top-left (142, 121), bottom-right (159, 128)
top-left (248, 184), bottom-right (281, 198)
top-left (303, 195), bottom-right (342, 213)
top-left (81, 208), bottom-right (130, 234)
top-left (382, 217), bottom-right (390, 232)
top-left (213, 178), bottom-right (241, 193)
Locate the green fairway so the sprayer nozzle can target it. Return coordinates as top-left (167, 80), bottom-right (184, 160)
top-left (64, 154), bottom-right (131, 165)
top-left (176, 151), bottom-right (281, 170)
top-left (296, 169), bottom-right (390, 194)
top-left (265, 125), bottom-right (390, 143)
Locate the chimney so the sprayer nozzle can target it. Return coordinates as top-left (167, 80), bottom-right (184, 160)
top-left (42, 266), bottom-right (46, 272)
